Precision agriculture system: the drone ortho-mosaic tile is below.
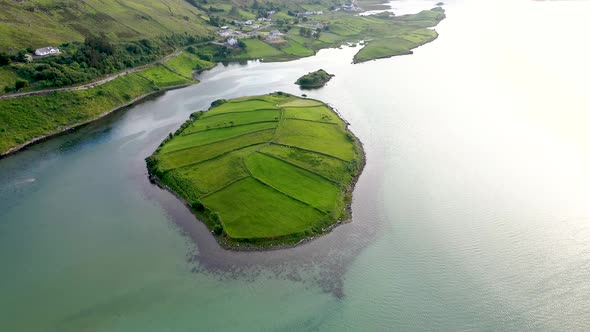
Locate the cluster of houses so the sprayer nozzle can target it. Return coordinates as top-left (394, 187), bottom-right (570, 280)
top-left (296, 11), bottom-right (323, 17)
top-left (340, 3), bottom-right (359, 11)
top-left (219, 29), bottom-right (284, 47)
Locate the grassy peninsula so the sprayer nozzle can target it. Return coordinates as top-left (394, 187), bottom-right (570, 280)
top-left (146, 93), bottom-right (364, 248)
top-left (295, 69), bottom-right (334, 88)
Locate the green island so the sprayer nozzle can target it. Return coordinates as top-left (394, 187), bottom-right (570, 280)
top-left (295, 69), bottom-right (334, 89)
top-left (146, 93), bottom-right (364, 248)
top-left (0, 0), bottom-right (445, 156)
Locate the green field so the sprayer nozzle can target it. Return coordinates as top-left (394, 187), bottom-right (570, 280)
top-left (164, 52), bottom-right (215, 78)
top-left (0, 73), bottom-right (157, 153)
top-left (160, 121), bottom-right (277, 153)
top-left (182, 109), bottom-right (280, 134)
top-left (0, 57), bottom-right (211, 154)
top-left (201, 99), bottom-right (279, 117)
top-left (0, 0), bottom-right (210, 51)
top-left (233, 39), bottom-right (287, 60)
top-left (147, 93), bottom-right (364, 247)
top-left (138, 64), bottom-right (192, 88)
top-left (277, 119), bottom-right (356, 160)
top-left (284, 105), bottom-right (341, 123)
top-left (0, 67), bottom-right (18, 92)
top-left (280, 39), bottom-right (315, 57)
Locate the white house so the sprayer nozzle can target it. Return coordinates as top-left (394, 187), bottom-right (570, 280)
top-left (342, 4), bottom-right (357, 11)
top-left (34, 47), bottom-right (60, 56)
top-left (226, 38), bottom-right (239, 47)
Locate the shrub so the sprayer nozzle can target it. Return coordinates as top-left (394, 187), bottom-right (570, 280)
top-left (0, 53), bottom-right (10, 66)
top-left (210, 99), bottom-right (226, 108)
top-left (15, 79), bottom-right (29, 91)
top-left (213, 223), bottom-right (223, 235)
top-left (192, 199), bottom-right (205, 211)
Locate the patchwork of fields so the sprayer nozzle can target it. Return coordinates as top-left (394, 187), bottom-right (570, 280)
top-left (147, 93), bottom-right (364, 246)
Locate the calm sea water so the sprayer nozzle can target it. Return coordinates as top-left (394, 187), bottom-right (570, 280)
top-left (2, 0), bottom-right (590, 330)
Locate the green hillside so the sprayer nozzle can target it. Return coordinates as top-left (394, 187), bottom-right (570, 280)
top-left (0, 0), bottom-right (211, 51)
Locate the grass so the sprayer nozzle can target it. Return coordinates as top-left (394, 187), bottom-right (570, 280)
top-left (182, 109), bottom-right (280, 135)
top-left (280, 39), bottom-right (315, 57)
top-left (0, 0), bottom-right (210, 51)
top-left (159, 121), bottom-right (277, 153)
top-left (202, 99), bottom-right (279, 117)
top-left (138, 64), bottom-right (192, 88)
top-left (0, 56), bottom-right (211, 154)
top-left (0, 67), bottom-right (18, 93)
top-left (284, 105), bottom-right (342, 124)
top-left (163, 145), bottom-right (259, 200)
top-left (164, 52), bottom-right (215, 78)
top-left (277, 119), bottom-right (356, 161)
top-left (147, 93), bottom-right (364, 247)
top-left (260, 144), bottom-right (355, 185)
top-left (279, 9), bottom-right (445, 63)
top-left (278, 98), bottom-right (323, 108)
top-left (354, 30), bottom-right (438, 63)
top-left (202, 177), bottom-right (327, 240)
top-left (0, 73), bottom-right (157, 153)
top-left (232, 39), bottom-right (286, 60)
top-left (156, 129), bottom-right (275, 170)
top-left (245, 152), bottom-right (342, 213)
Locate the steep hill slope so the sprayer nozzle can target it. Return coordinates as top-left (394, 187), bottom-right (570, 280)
top-left (0, 0), bottom-right (211, 51)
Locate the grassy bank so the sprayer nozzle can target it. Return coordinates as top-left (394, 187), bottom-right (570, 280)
top-left (146, 93), bottom-right (364, 249)
top-left (0, 51), bottom-right (213, 155)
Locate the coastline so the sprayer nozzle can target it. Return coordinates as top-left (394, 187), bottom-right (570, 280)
top-left (352, 30), bottom-right (440, 64)
top-left (0, 7), bottom-right (445, 158)
top-left (146, 97), bottom-right (366, 251)
top-left (0, 83), bottom-right (192, 160)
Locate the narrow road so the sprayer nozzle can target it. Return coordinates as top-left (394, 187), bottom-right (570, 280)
top-left (0, 49), bottom-right (184, 100)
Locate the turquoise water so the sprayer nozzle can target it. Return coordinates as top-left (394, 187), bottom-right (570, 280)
top-left (2, 0), bottom-right (590, 330)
